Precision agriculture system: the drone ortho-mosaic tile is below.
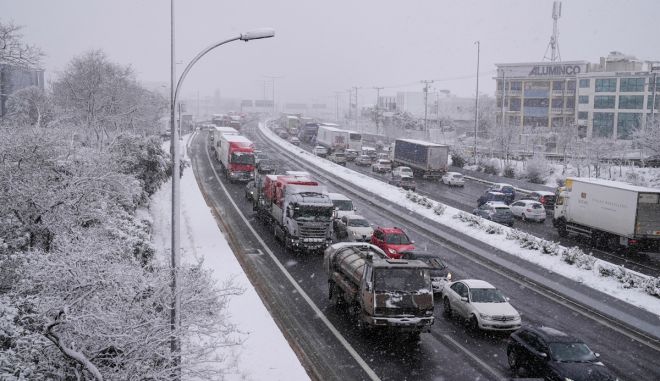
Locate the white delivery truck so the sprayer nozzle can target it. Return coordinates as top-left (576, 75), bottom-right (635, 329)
top-left (553, 177), bottom-right (660, 253)
top-left (391, 139), bottom-right (449, 179)
top-left (316, 124), bottom-right (349, 152)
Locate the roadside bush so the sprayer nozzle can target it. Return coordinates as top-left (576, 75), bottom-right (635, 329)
top-left (451, 153), bottom-right (465, 168)
top-left (503, 165), bottom-right (515, 178)
top-left (524, 155), bottom-right (548, 184)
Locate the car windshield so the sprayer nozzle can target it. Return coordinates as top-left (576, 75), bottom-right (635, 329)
top-left (332, 199), bottom-right (353, 211)
top-left (348, 218), bottom-right (370, 227)
top-left (334, 153), bottom-right (346, 157)
top-left (374, 268), bottom-right (430, 292)
top-left (453, 174), bottom-right (463, 179)
top-left (293, 206), bottom-right (333, 221)
top-left (231, 152), bottom-right (254, 165)
top-left (385, 233), bottom-right (411, 245)
top-left (548, 342), bottom-right (597, 362)
top-left (469, 288), bottom-right (506, 303)
top-left (531, 203), bottom-right (543, 209)
top-left (379, 160), bottom-right (391, 165)
top-left (421, 257), bottom-right (446, 270)
top-left (502, 186), bottom-right (514, 193)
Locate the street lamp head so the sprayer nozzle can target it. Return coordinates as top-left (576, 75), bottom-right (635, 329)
top-left (240, 28), bottom-right (275, 41)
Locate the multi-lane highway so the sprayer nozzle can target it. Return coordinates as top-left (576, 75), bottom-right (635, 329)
top-left (188, 122), bottom-right (660, 381)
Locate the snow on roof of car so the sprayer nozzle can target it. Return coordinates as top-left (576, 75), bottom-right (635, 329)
top-left (328, 192), bottom-right (351, 201)
top-left (486, 191), bottom-right (506, 196)
top-left (537, 326), bottom-right (569, 337)
top-left (532, 190), bottom-right (555, 196)
top-left (486, 201), bottom-right (509, 208)
top-left (569, 177), bottom-right (660, 193)
top-left (461, 279), bottom-right (495, 288)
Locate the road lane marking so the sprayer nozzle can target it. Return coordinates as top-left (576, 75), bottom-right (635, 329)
top-left (200, 135), bottom-right (382, 381)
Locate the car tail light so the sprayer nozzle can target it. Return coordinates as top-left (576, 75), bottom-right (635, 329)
top-left (629, 239), bottom-right (638, 245)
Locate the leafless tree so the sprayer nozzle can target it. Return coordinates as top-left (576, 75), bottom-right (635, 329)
top-left (0, 20), bottom-right (43, 68)
top-left (4, 86), bottom-right (53, 127)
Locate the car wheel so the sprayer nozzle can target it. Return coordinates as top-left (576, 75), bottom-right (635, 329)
top-left (468, 315), bottom-right (480, 331)
top-left (443, 298), bottom-right (452, 317)
top-left (539, 219), bottom-right (546, 224)
top-left (521, 214), bottom-right (527, 222)
top-left (507, 350), bottom-right (519, 372)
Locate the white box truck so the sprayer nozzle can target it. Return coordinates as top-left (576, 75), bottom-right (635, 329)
top-left (316, 124), bottom-right (362, 152)
top-left (392, 139), bottom-right (449, 179)
top-left (553, 177), bottom-right (660, 253)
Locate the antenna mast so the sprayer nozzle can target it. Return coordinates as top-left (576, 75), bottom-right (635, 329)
top-left (543, 1), bottom-right (562, 62)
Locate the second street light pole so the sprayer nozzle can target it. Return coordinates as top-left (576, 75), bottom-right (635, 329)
top-left (374, 86), bottom-right (383, 135)
top-left (474, 40), bottom-right (480, 162)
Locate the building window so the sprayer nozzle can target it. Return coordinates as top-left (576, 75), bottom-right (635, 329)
top-left (523, 116), bottom-right (548, 127)
top-left (619, 95), bottom-right (644, 109)
top-left (551, 98), bottom-right (564, 108)
top-left (497, 80), bottom-right (504, 91)
top-left (578, 111), bottom-right (588, 120)
top-left (617, 113), bottom-right (641, 139)
top-left (619, 77), bottom-right (645, 92)
top-left (510, 81), bottom-right (522, 91)
top-left (579, 95), bottom-right (589, 104)
top-left (523, 98), bottom-right (549, 107)
top-left (594, 95), bottom-right (615, 109)
top-left (510, 98), bottom-right (521, 111)
top-left (647, 95), bottom-right (660, 110)
top-left (552, 81), bottom-right (565, 90)
top-left (567, 80), bottom-right (576, 90)
top-left (595, 78), bottom-right (617, 92)
top-left (565, 97), bottom-right (575, 109)
top-left (592, 112), bottom-right (614, 138)
top-left (579, 79), bottom-right (590, 88)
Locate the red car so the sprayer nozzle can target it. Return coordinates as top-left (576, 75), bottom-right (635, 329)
top-left (370, 227), bottom-right (415, 259)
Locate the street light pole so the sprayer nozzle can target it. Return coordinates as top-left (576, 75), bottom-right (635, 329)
top-left (474, 41), bottom-right (480, 161)
top-left (169, 7), bottom-right (274, 375)
top-left (373, 86), bottom-right (383, 135)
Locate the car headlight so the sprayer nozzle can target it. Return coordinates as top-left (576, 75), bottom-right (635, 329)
top-left (564, 378), bottom-right (574, 381)
top-left (513, 314), bottom-right (521, 321)
top-left (446, 272), bottom-right (452, 281)
top-left (479, 313), bottom-right (493, 321)
top-left (388, 248), bottom-right (397, 254)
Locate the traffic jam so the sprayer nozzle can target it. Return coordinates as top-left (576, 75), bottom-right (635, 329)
top-left (205, 113), bottom-right (626, 381)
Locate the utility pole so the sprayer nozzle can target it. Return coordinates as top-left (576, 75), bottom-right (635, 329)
top-left (352, 87), bottom-right (360, 130)
top-left (474, 41), bottom-right (480, 161)
top-left (334, 91), bottom-right (342, 122)
top-left (421, 80), bottom-right (433, 134)
top-left (263, 74), bottom-right (283, 114)
top-left (373, 86), bottom-right (383, 134)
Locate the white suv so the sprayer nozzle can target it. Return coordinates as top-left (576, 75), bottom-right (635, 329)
top-left (392, 166), bottom-right (413, 178)
top-left (441, 172), bottom-right (465, 186)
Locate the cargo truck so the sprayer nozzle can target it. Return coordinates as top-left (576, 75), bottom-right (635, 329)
top-left (216, 134), bottom-right (255, 182)
top-left (324, 242), bottom-right (435, 335)
top-left (254, 174), bottom-right (334, 253)
top-left (316, 124), bottom-right (362, 152)
top-left (298, 122), bottom-right (320, 143)
top-left (392, 139), bottom-right (449, 179)
top-left (209, 126), bottom-right (239, 150)
top-left (553, 177), bottom-right (660, 253)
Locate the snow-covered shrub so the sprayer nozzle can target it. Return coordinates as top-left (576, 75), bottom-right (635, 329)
top-left (483, 160), bottom-right (498, 175)
top-left (451, 153), bottom-right (465, 168)
top-left (503, 165), bottom-right (515, 178)
top-left (525, 155), bottom-right (549, 184)
top-left (433, 203), bottom-right (446, 215)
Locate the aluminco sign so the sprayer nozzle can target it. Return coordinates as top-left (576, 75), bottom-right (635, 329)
top-left (529, 64), bottom-right (582, 76)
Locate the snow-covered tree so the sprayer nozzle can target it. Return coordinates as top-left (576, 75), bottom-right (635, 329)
top-left (633, 118), bottom-right (660, 157)
top-left (0, 20), bottom-right (43, 68)
top-left (3, 86), bottom-right (53, 127)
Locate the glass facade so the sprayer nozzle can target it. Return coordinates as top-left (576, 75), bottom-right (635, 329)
top-left (594, 95), bottom-right (615, 109)
top-left (578, 111), bottom-right (588, 120)
top-left (592, 112), bottom-right (614, 138)
top-left (619, 77), bottom-right (645, 92)
top-left (595, 78), bottom-right (617, 92)
top-left (579, 79), bottom-right (590, 88)
top-left (647, 95), bottom-right (660, 110)
top-left (552, 81), bottom-right (565, 90)
top-left (579, 95), bottom-right (589, 104)
top-left (618, 95), bottom-right (644, 109)
top-left (617, 113), bottom-right (641, 139)
top-left (510, 81), bottom-right (522, 91)
top-left (510, 98), bottom-right (521, 111)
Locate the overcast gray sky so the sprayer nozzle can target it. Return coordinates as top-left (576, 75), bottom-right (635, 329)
top-left (3, 0), bottom-right (659, 105)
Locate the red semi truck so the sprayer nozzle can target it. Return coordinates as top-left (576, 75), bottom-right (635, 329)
top-left (216, 134), bottom-right (255, 182)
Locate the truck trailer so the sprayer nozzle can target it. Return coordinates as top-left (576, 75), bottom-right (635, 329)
top-left (316, 124), bottom-right (362, 152)
top-left (392, 139), bottom-right (449, 179)
top-left (254, 174), bottom-right (334, 253)
top-left (553, 177), bottom-right (660, 253)
top-left (323, 242), bottom-right (435, 335)
top-left (216, 134), bottom-right (255, 182)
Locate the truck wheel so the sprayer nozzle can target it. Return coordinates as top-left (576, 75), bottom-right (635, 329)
top-left (443, 298), bottom-right (452, 317)
top-left (557, 221), bottom-right (568, 237)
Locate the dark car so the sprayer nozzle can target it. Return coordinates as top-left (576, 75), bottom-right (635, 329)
top-left (256, 159), bottom-right (276, 174)
top-left (477, 191), bottom-right (509, 206)
top-left (522, 191), bottom-right (556, 211)
top-left (388, 174), bottom-right (417, 191)
top-left (473, 202), bottom-right (514, 227)
top-left (643, 154), bottom-right (660, 168)
top-left (489, 183), bottom-right (516, 204)
top-left (245, 180), bottom-right (256, 202)
top-left (507, 326), bottom-right (617, 380)
top-left (399, 251), bottom-right (451, 294)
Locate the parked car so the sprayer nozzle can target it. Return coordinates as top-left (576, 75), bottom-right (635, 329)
top-left (441, 171), bottom-right (465, 186)
top-left (361, 146), bottom-right (377, 160)
top-left (370, 226), bottom-right (415, 258)
top-left (489, 183), bottom-right (516, 203)
top-left (344, 149), bottom-right (359, 161)
top-left (328, 151), bottom-right (347, 166)
top-left (441, 279), bottom-right (521, 331)
top-left (643, 154), bottom-right (660, 168)
top-left (507, 326), bottom-right (617, 380)
top-left (388, 174), bottom-right (417, 191)
top-left (288, 136), bottom-right (301, 146)
top-left (473, 202), bottom-right (515, 227)
top-left (478, 191), bottom-right (509, 206)
top-left (399, 251), bottom-right (451, 294)
top-left (255, 151), bottom-right (268, 165)
top-left (334, 214), bottom-right (373, 242)
top-left (312, 145), bottom-right (328, 157)
top-left (377, 152), bottom-right (390, 161)
top-left (392, 166), bottom-right (414, 178)
top-left (371, 159), bottom-right (392, 173)
top-left (245, 180), bottom-right (256, 201)
top-left (256, 159), bottom-right (276, 174)
top-left (277, 130), bottom-right (289, 139)
top-left (510, 200), bottom-right (546, 222)
top-left (522, 190), bottom-right (556, 211)
top-left (355, 154), bottom-right (372, 166)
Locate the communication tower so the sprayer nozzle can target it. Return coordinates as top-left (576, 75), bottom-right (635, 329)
top-left (543, 1), bottom-right (562, 62)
